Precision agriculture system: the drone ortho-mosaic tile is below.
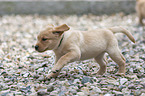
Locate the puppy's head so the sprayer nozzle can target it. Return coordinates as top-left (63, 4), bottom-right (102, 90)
top-left (35, 24), bottom-right (70, 52)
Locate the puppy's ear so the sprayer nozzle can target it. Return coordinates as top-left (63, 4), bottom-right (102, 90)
top-left (53, 24), bottom-right (70, 35)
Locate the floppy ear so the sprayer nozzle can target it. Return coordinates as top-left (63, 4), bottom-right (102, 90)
top-left (53, 24), bottom-right (70, 35)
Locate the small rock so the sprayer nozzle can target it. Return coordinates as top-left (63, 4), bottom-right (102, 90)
top-left (128, 84), bottom-right (136, 89)
top-left (107, 79), bottom-right (119, 85)
top-left (27, 55), bottom-right (34, 59)
top-left (101, 88), bottom-right (108, 91)
top-left (81, 76), bottom-right (93, 84)
top-left (23, 73), bottom-right (29, 77)
top-left (118, 85), bottom-right (126, 90)
top-left (81, 87), bottom-right (89, 94)
top-left (104, 94), bottom-right (112, 96)
top-left (38, 76), bottom-right (45, 81)
top-left (37, 88), bottom-right (48, 95)
top-left (0, 90), bottom-right (10, 96)
top-left (134, 90), bottom-right (141, 96)
top-left (42, 63), bottom-right (48, 67)
top-left (14, 92), bottom-right (23, 95)
top-left (20, 86), bottom-right (31, 93)
top-left (30, 87), bottom-right (37, 95)
top-left (49, 90), bottom-right (58, 95)
top-left (141, 93), bottom-right (145, 96)
top-left (91, 86), bottom-right (102, 93)
top-left (47, 85), bottom-right (54, 92)
top-left (1, 71), bottom-right (8, 77)
top-left (37, 68), bottom-right (44, 72)
top-left (6, 93), bottom-right (14, 96)
top-left (73, 79), bottom-right (81, 84)
top-left (120, 78), bottom-right (128, 85)
top-left (112, 90), bottom-right (123, 96)
top-left (129, 75), bottom-right (138, 79)
top-left (77, 92), bottom-right (85, 96)
top-left (33, 74), bottom-right (39, 79)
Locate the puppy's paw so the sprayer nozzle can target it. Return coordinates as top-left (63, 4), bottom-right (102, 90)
top-left (52, 70), bottom-right (60, 73)
top-left (46, 70), bottom-right (60, 80)
top-left (115, 73), bottom-right (125, 76)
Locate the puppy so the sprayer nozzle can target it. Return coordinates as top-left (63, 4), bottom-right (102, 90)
top-left (35, 24), bottom-right (135, 79)
top-left (136, 0), bottom-right (145, 25)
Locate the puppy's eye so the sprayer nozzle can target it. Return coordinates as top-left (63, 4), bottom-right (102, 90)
top-left (42, 38), bottom-right (47, 41)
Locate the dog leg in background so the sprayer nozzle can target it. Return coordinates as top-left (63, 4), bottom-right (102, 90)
top-left (139, 15), bottom-right (143, 25)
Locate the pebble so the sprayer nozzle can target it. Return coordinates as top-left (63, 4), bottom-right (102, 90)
top-left (37, 88), bottom-right (48, 95)
top-left (49, 90), bottom-right (58, 95)
top-left (141, 93), bottom-right (145, 96)
top-left (81, 76), bottom-right (93, 84)
top-left (128, 84), bottom-right (136, 89)
top-left (23, 73), bottom-right (30, 77)
top-left (120, 78), bottom-right (128, 85)
top-left (104, 94), bottom-right (112, 96)
top-left (77, 92), bottom-right (85, 96)
top-left (47, 85), bottom-right (54, 92)
top-left (112, 90), bottom-right (123, 96)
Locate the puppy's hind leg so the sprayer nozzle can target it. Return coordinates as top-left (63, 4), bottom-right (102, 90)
top-left (94, 53), bottom-right (107, 75)
top-left (107, 47), bottom-right (126, 75)
top-left (139, 15), bottom-right (144, 25)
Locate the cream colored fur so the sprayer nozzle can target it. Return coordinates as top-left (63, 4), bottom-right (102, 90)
top-left (35, 24), bottom-right (135, 79)
top-left (136, 0), bottom-right (145, 25)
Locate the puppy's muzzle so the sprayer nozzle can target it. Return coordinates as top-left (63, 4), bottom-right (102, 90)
top-left (35, 45), bottom-right (39, 50)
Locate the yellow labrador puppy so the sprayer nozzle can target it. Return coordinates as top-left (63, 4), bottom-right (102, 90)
top-left (35, 24), bottom-right (135, 79)
top-left (136, 0), bottom-right (145, 25)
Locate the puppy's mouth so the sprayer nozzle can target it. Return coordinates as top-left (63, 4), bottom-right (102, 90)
top-left (36, 47), bottom-right (49, 53)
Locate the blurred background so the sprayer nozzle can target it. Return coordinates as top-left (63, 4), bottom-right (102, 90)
top-left (0, 0), bottom-right (136, 15)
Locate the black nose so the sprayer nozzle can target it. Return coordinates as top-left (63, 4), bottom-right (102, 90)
top-left (35, 45), bottom-right (39, 50)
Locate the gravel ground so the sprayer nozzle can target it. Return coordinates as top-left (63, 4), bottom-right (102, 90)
top-left (0, 13), bottom-right (145, 96)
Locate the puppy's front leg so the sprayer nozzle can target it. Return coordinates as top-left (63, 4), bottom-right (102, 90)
top-left (47, 51), bottom-right (80, 79)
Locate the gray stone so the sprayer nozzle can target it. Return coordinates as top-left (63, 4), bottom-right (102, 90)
top-left (141, 93), bottom-right (145, 96)
top-left (81, 76), bottom-right (93, 84)
top-left (23, 73), bottom-right (29, 77)
top-left (112, 90), bottom-right (123, 96)
top-left (77, 92), bottom-right (85, 96)
top-left (128, 84), bottom-right (136, 89)
top-left (20, 86), bottom-right (31, 93)
top-left (37, 89), bottom-right (48, 95)
top-left (104, 94), bottom-right (112, 96)
top-left (47, 85), bottom-right (54, 92)
top-left (0, 90), bottom-right (10, 96)
top-left (120, 78), bottom-right (128, 85)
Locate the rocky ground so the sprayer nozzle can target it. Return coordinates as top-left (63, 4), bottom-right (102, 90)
top-left (0, 13), bottom-right (145, 96)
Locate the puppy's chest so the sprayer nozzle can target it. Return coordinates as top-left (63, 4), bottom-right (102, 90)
top-left (54, 48), bottom-right (69, 57)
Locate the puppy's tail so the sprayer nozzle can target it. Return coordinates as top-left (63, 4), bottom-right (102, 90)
top-left (108, 27), bottom-right (135, 43)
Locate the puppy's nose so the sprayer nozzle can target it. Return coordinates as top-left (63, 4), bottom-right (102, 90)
top-left (35, 45), bottom-right (39, 50)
